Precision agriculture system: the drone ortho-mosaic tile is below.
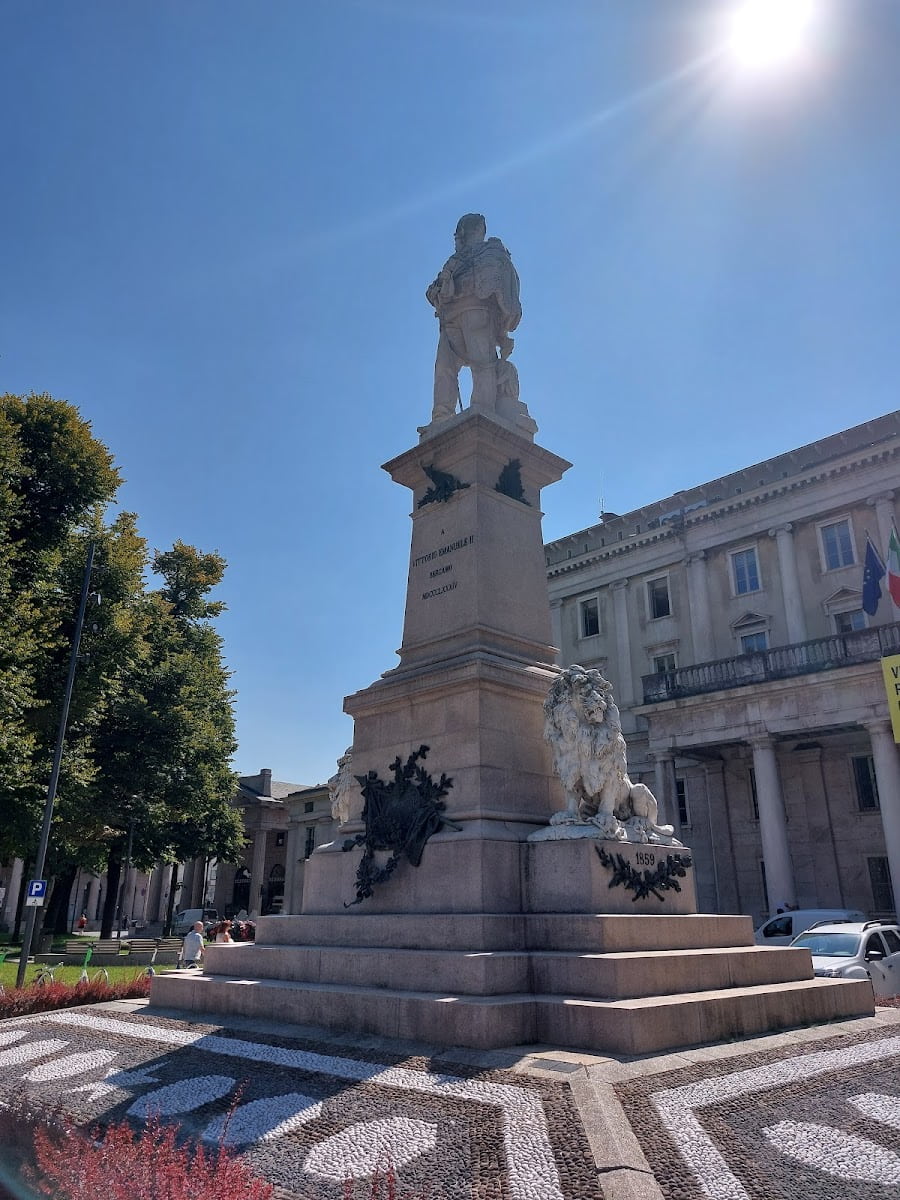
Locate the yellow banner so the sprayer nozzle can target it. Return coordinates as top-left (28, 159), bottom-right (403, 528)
top-left (881, 654), bottom-right (900, 743)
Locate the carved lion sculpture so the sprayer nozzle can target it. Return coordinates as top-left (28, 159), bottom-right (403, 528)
top-left (543, 665), bottom-right (678, 844)
top-left (328, 746), bottom-right (356, 826)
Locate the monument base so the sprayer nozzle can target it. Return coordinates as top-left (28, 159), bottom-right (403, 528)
top-left (151, 906), bottom-right (873, 1054)
top-left (151, 837), bottom-right (874, 1053)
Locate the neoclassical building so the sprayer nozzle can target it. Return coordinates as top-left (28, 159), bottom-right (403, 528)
top-left (545, 411), bottom-right (900, 923)
top-left (0, 768), bottom-right (335, 933)
top-left (209, 768), bottom-right (335, 918)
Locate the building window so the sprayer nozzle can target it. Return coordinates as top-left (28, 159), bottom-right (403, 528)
top-left (834, 609), bottom-right (867, 634)
top-left (868, 856), bottom-right (895, 914)
top-left (275, 832), bottom-right (285, 847)
top-left (740, 630), bottom-right (768, 653)
top-left (731, 548), bottom-right (760, 595)
top-left (304, 801), bottom-right (315, 813)
top-left (853, 755), bottom-right (879, 811)
top-left (748, 767), bottom-right (759, 820)
top-left (304, 827), bottom-right (316, 859)
top-left (647, 577), bottom-right (671, 619)
top-left (820, 518), bottom-right (855, 570)
top-left (579, 597), bottom-right (600, 638)
top-left (675, 778), bottom-right (689, 826)
top-left (653, 651), bottom-right (677, 674)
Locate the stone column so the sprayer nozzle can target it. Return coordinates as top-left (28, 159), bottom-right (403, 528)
top-left (146, 864), bottom-right (163, 925)
top-left (156, 865), bottom-right (173, 922)
top-left (685, 552), bottom-right (715, 662)
top-left (769, 524), bottom-right (807, 646)
top-left (549, 599), bottom-right (563, 665)
top-left (86, 875), bottom-right (102, 923)
top-left (248, 830), bottom-right (268, 918)
top-left (865, 720), bottom-right (900, 911)
top-left (180, 860), bottom-right (196, 910)
top-left (868, 492), bottom-right (896, 561)
top-left (122, 866), bottom-right (137, 924)
top-left (284, 818), bottom-right (304, 915)
top-left (191, 859), bottom-right (206, 908)
top-left (750, 736), bottom-right (795, 911)
top-left (652, 751), bottom-right (680, 837)
top-left (611, 580), bottom-right (634, 705)
top-left (703, 761), bottom-right (740, 912)
top-left (1, 858), bottom-right (24, 929)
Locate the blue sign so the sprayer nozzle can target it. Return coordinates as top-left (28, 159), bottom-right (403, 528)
top-left (25, 879), bottom-right (47, 906)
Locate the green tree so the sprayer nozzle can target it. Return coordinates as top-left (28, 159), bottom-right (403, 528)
top-left (0, 395), bottom-right (121, 868)
top-left (0, 394), bottom-right (243, 938)
top-left (90, 543), bottom-right (242, 937)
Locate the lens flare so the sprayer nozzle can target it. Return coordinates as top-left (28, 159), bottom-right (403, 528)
top-left (729, 0), bottom-right (818, 70)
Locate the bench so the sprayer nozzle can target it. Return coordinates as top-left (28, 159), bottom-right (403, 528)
top-left (87, 937), bottom-right (128, 967)
top-left (35, 937), bottom-right (126, 967)
top-left (33, 940), bottom-right (93, 966)
top-left (124, 938), bottom-right (159, 965)
top-left (153, 937), bottom-right (184, 966)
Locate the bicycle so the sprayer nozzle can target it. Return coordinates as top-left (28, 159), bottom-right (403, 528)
top-left (32, 962), bottom-right (63, 987)
top-left (75, 944), bottom-right (109, 986)
top-left (78, 966), bottom-right (110, 985)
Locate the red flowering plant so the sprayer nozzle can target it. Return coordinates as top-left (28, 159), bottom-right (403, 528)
top-left (0, 975), bottom-right (151, 1021)
top-left (29, 1113), bottom-right (274, 1200)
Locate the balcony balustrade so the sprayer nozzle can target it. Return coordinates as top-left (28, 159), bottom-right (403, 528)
top-left (642, 622), bottom-right (900, 704)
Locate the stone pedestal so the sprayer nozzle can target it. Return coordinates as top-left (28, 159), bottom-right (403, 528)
top-left (337, 412), bottom-right (570, 852)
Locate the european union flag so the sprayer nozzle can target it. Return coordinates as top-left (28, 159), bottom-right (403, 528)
top-left (862, 534), bottom-right (886, 616)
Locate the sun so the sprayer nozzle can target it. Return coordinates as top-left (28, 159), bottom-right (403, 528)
top-left (728, 0), bottom-right (818, 71)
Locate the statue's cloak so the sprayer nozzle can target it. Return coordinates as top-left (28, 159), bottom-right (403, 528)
top-left (470, 237), bottom-right (522, 332)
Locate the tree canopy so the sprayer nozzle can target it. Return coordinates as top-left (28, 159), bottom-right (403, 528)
top-left (0, 393), bottom-right (243, 932)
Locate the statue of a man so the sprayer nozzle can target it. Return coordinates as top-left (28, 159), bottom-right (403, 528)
top-left (426, 214), bottom-right (523, 425)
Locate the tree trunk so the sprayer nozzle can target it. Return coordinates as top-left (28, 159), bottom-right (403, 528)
top-left (100, 853), bottom-right (122, 938)
top-left (46, 864), bottom-right (78, 935)
top-left (163, 863), bottom-right (179, 936)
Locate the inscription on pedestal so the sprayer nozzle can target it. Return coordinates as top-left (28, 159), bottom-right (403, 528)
top-left (414, 534), bottom-right (475, 600)
top-left (412, 535), bottom-right (475, 568)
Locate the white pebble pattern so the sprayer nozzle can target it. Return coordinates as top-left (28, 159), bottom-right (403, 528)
top-left (203, 1092), bottom-right (324, 1146)
top-left (23, 1049), bottom-right (117, 1082)
top-left (304, 1117), bottom-right (438, 1180)
top-left (127, 1074), bottom-right (236, 1118)
top-left (764, 1120), bottom-right (900, 1185)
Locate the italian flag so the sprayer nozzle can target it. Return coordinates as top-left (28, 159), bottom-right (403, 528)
top-left (889, 525), bottom-right (900, 608)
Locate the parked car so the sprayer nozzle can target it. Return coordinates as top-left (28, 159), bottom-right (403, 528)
top-left (173, 907), bottom-right (218, 937)
top-left (790, 921), bottom-right (900, 997)
top-left (754, 908), bottom-right (866, 946)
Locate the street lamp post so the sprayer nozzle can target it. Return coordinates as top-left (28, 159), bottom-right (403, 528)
top-left (16, 542), bottom-right (96, 989)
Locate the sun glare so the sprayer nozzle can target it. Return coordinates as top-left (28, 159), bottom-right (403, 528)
top-left (728, 0), bottom-right (818, 71)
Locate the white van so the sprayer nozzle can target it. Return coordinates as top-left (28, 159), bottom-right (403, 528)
top-left (173, 907), bottom-right (218, 937)
top-left (754, 908), bottom-right (866, 946)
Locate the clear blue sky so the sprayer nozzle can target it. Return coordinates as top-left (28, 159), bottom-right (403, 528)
top-left (3, 1), bottom-right (898, 787)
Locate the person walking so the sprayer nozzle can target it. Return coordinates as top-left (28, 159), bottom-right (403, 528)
top-left (182, 920), bottom-right (205, 967)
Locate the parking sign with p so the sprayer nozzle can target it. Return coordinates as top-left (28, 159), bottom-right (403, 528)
top-left (25, 879), bottom-right (47, 907)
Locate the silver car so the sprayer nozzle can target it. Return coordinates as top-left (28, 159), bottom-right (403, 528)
top-left (790, 921), bottom-right (900, 997)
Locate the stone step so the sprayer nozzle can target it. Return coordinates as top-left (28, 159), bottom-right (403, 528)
top-left (537, 978), bottom-right (876, 1056)
top-left (204, 942), bottom-right (812, 999)
top-left (253, 912), bottom-right (755, 953)
top-left (149, 971), bottom-right (873, 1055)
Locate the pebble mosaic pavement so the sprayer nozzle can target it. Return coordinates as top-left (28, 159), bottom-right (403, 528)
top-left (613, 1014), bottom-right (900, 1200)
top-left (0, 1006), bottom-right (604, 1199)
top-left (4, 1002), bottom-right (900, 1198)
